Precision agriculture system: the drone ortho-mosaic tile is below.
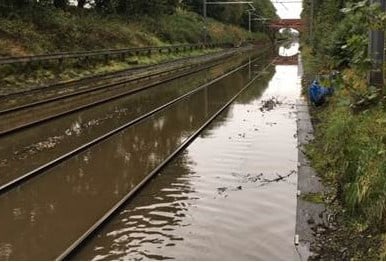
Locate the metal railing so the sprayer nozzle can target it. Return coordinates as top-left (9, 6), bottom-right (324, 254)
top-left (0, 43), bottom-right (230, 66)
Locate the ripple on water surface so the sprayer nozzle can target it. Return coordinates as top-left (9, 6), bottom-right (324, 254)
top-left (74, 65), bottom-right (301, 260)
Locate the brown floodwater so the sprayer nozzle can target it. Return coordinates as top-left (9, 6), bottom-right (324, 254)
top-left (0, 50), bottom-right (237, 111)
top-left (0, 52), bottom-right (273, 260)
top-left (0, 50), bottom-right (264, 188)
top-left (0, 54), bottom-right (233, 134)
top-left (71, 65), bottom-right (301, 260)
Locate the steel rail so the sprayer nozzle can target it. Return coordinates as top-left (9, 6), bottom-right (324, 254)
top-left (0, 48), bottom-right (236, 99)
top-left (0, 55), bottom-right (232, 136)
top-left (0, 55), bottom-right (263, 195)
top-left (0, 43), bottom-right (224, 65)
top-left (0, 51), bottom-right (235, 116)
top-left (57, 57), bottom-right (273, 261)
top-left (0, 65), bottom-right (187, 115)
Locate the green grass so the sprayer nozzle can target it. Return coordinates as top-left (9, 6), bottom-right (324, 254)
top-left (307, 71), bottom-right (386, 230)
top-left (0, 7), bottom-right (264, 56)
top-left (0, 7), bottom-right (269, 92)
top-left (302, 192), bottom-right (325, 204)
top-left (0, 48), bottom-right (223, 94)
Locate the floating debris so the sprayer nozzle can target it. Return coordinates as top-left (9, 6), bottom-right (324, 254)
top-left (259, 96), bottom-right (283, 112)
top-left (0, 159), bottom-right (8, 167)
top-left (216, 185), bottom-right (244, 197)
top-left (217, 187), bottom-right (227, 194)
top-left (294, 234), bottom-right (299, 245)
top-left (232, 172), bottom-right (264, 183)
top-left (261, 170), bottom-right (296, 184)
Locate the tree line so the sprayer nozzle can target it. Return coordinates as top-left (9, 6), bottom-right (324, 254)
top-left (0, 0), bottom-right (277, 32)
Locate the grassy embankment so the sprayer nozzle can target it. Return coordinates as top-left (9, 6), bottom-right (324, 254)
top-left (301, 24), bottom-right (386, 261)
top-left (0, 7), bottom-right (269, 91)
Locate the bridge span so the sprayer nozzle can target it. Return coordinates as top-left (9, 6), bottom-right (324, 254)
top-left (269, 19), bottom-right (304, 32)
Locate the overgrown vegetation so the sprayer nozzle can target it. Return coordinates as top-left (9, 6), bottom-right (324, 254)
top-left (0, 0), bottom-right (276, 91)
top-left (0, 0), bottom-right (277, 56)
top-left (0, 48), bottom-right (222, 95)
top-left (301, 0), bottom-right (386, 258)
top-left (0, 7), bottom-right (268, 56)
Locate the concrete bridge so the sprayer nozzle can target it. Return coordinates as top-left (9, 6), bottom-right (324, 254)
top-left (269, 19), bottom-right (304, 32)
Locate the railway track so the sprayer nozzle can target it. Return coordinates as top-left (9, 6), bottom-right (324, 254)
top-left (0, 54), bottom-right (260, 193)
top-left (0, 48), bottom-right (236, 108)
top-left (0, 48), bottom-right (262, 195)
top-left (60, 59), bottom-right (273, 261)
top-left (0, 43), bottom-right (222, 66)
top-left (0, 48), bottom-right (244, 136)
top-left (0, 47), bottom-right (272, 260)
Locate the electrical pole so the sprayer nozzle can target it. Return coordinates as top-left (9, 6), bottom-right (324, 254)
top-left (202, 1), bottom-right (253, 44)
top-left (203, 0), bottom-right (207, 45)
top-left (309, 0), bottom-right (314, 43)
top-left (368, 0), bottom-right (386, 87)
top-left (248, 11), bottom-right (251, 33)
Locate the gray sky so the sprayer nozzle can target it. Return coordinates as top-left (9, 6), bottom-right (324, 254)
top-left (272, 0), bottom-right (302, 19)
top-left (69, 0), bottom-right (303, 19)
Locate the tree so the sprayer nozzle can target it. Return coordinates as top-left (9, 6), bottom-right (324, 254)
top-left (94, 0), bottom-right (115, 13)
top-left (53, 0), bottom-right (68, 9)
top-left (78, 0), bottom-right (87, 8)
top-left (183, 0), bottom-right (277, 32)
top-left (113, 0), bottom-right (179, 17)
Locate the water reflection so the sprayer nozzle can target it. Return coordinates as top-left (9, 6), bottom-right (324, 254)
top-left (73, 63), bottom-right (300, 260)
top-left (279, 42), bottom-right (299, 57)
top-left (0, 54), bottom-right (271, 260)
top-left (0, 50), bottom-right (262, 187)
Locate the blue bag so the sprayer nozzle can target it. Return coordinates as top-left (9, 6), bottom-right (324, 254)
top-left (308, 80), bottom-right (334, 106)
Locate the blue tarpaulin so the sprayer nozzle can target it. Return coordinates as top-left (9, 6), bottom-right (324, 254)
top-left (308, 80), bottom-right (334, 106)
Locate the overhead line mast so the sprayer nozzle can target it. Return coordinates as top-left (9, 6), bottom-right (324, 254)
top-left (203, 0), bottom-right (265, 43)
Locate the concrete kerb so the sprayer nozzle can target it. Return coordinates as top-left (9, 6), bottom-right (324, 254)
top-left (295, 98), bottom-right (328, 260)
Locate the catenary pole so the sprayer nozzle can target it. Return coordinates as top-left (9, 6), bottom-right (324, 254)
top-left (368, 0), bottom-right (386, 87)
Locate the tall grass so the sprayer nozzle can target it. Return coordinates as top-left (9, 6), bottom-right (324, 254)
top-left (308, 70), bottom-right (386, 229)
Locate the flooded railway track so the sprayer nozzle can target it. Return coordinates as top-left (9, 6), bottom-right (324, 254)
top-left (58, 59), bottom-right (273, 261)
top-left (0, 49), bottom-right (273, 260)
top-left (0, 49), bottom-right (236, 110)
top-left (0, 58), bottom-right (258, 192)
top-left (0, 49), bottom-right (241, 136)
top-left (0, 48), bottom-right (266, 193)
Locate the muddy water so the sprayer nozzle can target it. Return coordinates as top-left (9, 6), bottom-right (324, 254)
top-left (0, 50), bottom-right (263, 188)
top-left (0, 54), bottom-right (271, 260)
top-left (70, 63), bottom-right (301, 260)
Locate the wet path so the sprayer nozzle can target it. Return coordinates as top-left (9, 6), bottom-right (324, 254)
top-left (0, 50), bottom-right (258, 188)
top-left (0, 54), bottom-right (272, 260)
top-left (73, 65), bottom-right (301, 260)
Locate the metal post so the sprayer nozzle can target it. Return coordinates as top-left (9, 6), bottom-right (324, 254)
top-left (202, 1), bottom-right (253, 44)
top-left (203, 0), bottom-right (207, 45)
top-left (368, 0), bottom-right (386, 87)
top-left (248, 11), bottom-right (251, 33)
top-left (248, 56), bottom-right (251, 79)
top-left (309, 0), bottom-right (314, 43)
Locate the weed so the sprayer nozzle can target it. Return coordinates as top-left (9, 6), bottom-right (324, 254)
top-left (302, 192), bottom-right (325, 204)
